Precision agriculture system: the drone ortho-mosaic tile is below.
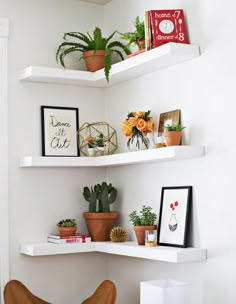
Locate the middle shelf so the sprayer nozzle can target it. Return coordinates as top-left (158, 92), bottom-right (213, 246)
top-left (20, 145), bottom-right (205, 168)
top-left (20, 241), bottom-right (207, 263)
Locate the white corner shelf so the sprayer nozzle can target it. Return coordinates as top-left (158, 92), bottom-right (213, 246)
top-left (20, 241), bottom-right (207, 263)
top-left (19, 146), bottom-right (205, 168)
top-left (19, 43), bottom-right (199, 88)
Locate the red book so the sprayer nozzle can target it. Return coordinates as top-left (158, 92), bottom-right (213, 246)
top-left (148, 9), bottom-right (188, 48)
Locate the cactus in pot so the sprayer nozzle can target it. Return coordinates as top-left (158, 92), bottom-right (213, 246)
top-left (82, 182), bottom-right (118, 241)
top-left (83, 182), bottom-right (117, 212)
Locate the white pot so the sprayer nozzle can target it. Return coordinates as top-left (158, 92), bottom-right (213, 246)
top-left (87, 148), bottom-right (96, 157)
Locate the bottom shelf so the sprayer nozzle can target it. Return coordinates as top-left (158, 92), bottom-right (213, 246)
top-left (20, 241), bottom-right (207, 263)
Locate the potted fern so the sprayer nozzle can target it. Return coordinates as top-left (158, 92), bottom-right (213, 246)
top-left (129, 205), bottom-right (157, 245)
top-left (120, 16), bottom-right (145, 51)
top-left (82, 182), bottom-right (118, 241)
top-left (56, 27), bottom-right (130, 82)
top-left (164, 124), bottom-right (185, 146)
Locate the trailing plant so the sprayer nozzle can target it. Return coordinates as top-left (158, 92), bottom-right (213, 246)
top-left (129, 205), bottom-right (157, 226)
top-left (57, 218), bottom-right (77, 227)
top-left (120, 16), bottom-right (145, 50)
top-left (56, 27), bottom-right (130, 82)
top-left (165, 124), bottom-right (185, 132)
top-left (83, 182), bottom-right (118, 212)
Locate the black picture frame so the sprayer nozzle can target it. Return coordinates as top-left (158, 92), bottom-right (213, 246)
top-left (41, 106), bottom-right (79, 157)
top-left (157, 186), bottom-right (192, 248)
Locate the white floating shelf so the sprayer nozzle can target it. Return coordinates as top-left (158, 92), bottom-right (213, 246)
top-left (20, 242), bottom-right (96, 256)
top-left (19, 43), bottom-right (199, 88)
top-left (20, 241), bottom-right (207, 263)
top-left (20, 146), bottom-right (205, 168)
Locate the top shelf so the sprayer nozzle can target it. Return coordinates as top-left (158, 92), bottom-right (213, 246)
top-left (19, 43), bottom-right (200, 88)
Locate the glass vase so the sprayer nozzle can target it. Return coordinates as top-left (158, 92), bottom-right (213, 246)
top-left (127, 131), bottom-right (150, 151)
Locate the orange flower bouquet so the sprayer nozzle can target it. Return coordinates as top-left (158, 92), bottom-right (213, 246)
top-left (122, 110), bottom-right (154, 150)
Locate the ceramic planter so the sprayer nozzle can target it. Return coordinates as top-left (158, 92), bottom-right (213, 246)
top-left (83, 212), bottom-right (118, 241)
top-left (164, 131), bottom-right (182, 146)
top-left (133, 225), bottom-right (157, 246)
top-left (83, 50), bottom-right (105, 72)
top-left (58, 226), bottom-right (77, 237)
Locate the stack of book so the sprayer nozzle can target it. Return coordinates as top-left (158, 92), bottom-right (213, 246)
top-left (47, 234), bottom-right (91, 244)
top-left (144, 9), bottom-right (188, 51)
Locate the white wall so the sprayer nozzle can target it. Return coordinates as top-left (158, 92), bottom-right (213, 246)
top-left (1, 1), bottom-right (111, 303)
top-left (104, 0), bottom-right (236, 303)
top-left (2, 0), bottom-right (236, 303)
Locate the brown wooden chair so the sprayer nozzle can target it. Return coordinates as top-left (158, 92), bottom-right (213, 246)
top-left (4, 280), bottom-right (51, 304)
top-left (4, 279), bottom-right (117, 304)
top-left (81, 280), bottom-right (117, 304)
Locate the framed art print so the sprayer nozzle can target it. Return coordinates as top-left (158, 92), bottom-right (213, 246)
top-left (41, 106), bottom-right (79, 156)
top-left (157, 186), bottom-right (192, 248)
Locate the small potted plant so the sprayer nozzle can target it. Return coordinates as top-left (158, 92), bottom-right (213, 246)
top-left (95, 133), bottom-right (106, 155)
top-left (120, 16), bottom-right (145, 52)
top-left (57, 218), bottom-right (77, 237)
top-left (164, 124), bottom-right (185, 146)
top-left (82, 182), bottom-right (118, 241)
top-left (56, 27), bottom-right (130, 82)
top-left (86, 136), bottom-right (96, 157)
top-left (129, 205), bottom-right (157, 245)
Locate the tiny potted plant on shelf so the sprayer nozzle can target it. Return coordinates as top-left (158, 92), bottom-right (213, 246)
top-left (129, 205), bottom-right (157, 245)
top-left (120, 16), bottom-right (145, 55)
top-left (82, 182), bottom-right (118, 241)
top-left (56, 27), bottom-right (130, 82)
top-left (86, 136), bottom-right (96, 157)
top-left (164, 124), bottom-right (185, 146)
top-left (57, 218), bottom-right (77, 237)
top-left (95, 133), bottom-right (106, 155)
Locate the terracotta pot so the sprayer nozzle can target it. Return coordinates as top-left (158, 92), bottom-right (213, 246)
top-left (58, 226), bottom-right (77, 237)
top-left (133, 225), bottom-right (157, 246)
top-left (83, 212), bottom-right (118, 241)
top-left (164, 131), bottom-right (182, 146)
top-left (136, 38), bottom-right (145, 50)
top-left (83, 50), bottom-right (105, 72)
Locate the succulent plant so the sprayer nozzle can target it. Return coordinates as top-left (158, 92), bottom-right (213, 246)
top-left (57, 218), bottom-right (77, 227)
top-left (110, 226), bottom-right (128, 242)
top-left (83, 182), bottom-right (117, 212)
top-left (164, 124), bottom-right (185, 131)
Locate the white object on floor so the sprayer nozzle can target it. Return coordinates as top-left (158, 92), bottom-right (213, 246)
top-left (140, 279), bottom-right (191, 304)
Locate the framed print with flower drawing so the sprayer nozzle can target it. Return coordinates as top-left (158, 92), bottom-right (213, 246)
top-left (157, 186), bottom-right (192, 248)
top-left (41, 106), bottom-right (79, 156)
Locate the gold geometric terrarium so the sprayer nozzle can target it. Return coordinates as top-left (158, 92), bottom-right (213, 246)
top-left (78, 121), bottom-right (118, 156)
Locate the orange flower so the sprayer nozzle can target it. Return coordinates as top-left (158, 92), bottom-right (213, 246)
top-left (127, 117), bottom-right (137, 128)
top-left (146, 120), bottom-right (154, 133)
top-left (122, 120), bottom-right (133, 136)
top-left (86, 136), bottom-right (94, 143)
top-left (135, 111), bottom-right (145, 118)
top-left (136, 118), bottom-right (147, 132)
